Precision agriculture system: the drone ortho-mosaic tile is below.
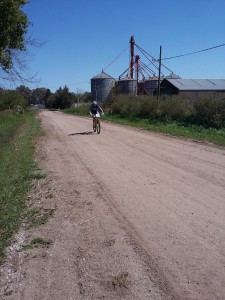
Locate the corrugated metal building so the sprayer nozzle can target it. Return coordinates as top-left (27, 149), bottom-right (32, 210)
top-left (160, 79), bottom-right (225, 98)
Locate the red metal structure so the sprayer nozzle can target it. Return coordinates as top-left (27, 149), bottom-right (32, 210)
top-left (118, 35), bottom-right (175, 96)
top-left (135, 55), bottom-right (140, 96)
top-left (130, 35), bottom-right (135, 79)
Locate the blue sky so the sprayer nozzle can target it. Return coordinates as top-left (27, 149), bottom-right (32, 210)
top-left (21, 0), bottom-right (225, 93)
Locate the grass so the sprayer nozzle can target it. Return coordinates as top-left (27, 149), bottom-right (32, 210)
top-left (64, 105), bottom-right (89, 116)
top-left (106, 115), bottom-right (225, 147)
top-left (22, 237), bottom-right (52, 250)
top-left (0, 110), bottom-right (43, 263)
top-left (63, 107), bottom-right (225, 147)
top-left (25, 207), bottom-right (54, 229)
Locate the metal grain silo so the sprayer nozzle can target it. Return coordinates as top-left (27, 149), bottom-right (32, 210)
top-left (116, 78), bottom-right (136, 95)
top-left (166, 72), bottom-right (181, 79)
top-left (91, 71), bottom-right (115, 102)
top-left (144, 76), bottom-right (164, 95)
top-left (138, 80), bottom-right (145, 95)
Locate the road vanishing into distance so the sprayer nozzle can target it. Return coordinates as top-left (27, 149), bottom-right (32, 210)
top-left (1, 110), bottom-right (225, 300)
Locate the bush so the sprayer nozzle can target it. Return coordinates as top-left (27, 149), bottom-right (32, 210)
top-left (110, 94), bottom-right (225, 129)
top-left (139, 97), bottom-right (158, 118)
top-left (112, 95), bottom-right (156, 118)
top-left (126, 96), bottom-right (141, 117)
top-left (111, 95), bottom-right (134, 117)
top-left (0, 90), bottom-right (26, 110)
top-left (194, 96), bottom-right (225, 128)
top-left (159, 96), bottom-right (191, 121)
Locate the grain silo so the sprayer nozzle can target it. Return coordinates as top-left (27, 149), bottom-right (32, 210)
top-left (91, 70), bottom-right (115, 102)
top-left (144, 76), bottom-right (164, 95)
top-left (116, 77), bottom-right (136, 95)
top-left (138, 80), bottom-right (145, 95)
top-left (166, 72), bottom-right (181, 79)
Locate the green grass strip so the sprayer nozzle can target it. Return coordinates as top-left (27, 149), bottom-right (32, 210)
top-left (105, 115), bottom-right (225, 147)
top-left (0, 111), bottom-right (42, 263)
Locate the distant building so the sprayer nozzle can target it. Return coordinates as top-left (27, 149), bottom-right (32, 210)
top-left (160, 78), bottom-right (225, 98)
top-left (91, 71), bottom-right (115, 102)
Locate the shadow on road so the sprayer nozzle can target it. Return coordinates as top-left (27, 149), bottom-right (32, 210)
top-left (68, 131), bottom-right (94, 136)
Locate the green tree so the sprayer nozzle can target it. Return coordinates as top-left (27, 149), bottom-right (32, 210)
top-left (81, 91), bottom-right (92, 103)
top-left (0, 90), bottom-right (26, 110)
top-left (45, 93), bottom-right (56, 109)
top-left (16, 85), bottom-right (32, 105)
top-left (31, 88), bottom-right (51, 106)
top-left (54, 86), bottom-right (75, 109)
top-left (0, 0), bottom-right (28, 70)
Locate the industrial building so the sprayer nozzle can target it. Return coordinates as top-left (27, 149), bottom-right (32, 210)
top-left (160, 78), bottom-right (225, 98)
top-left (90, 71), bottom-right (225, 102)
top-left (90, 36), bottom-right (225, 101)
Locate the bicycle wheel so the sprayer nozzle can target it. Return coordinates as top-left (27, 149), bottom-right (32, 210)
top-left (96, 119), bottom-right (101, 134)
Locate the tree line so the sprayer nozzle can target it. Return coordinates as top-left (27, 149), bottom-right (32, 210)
top-left (0, 85), bottom-right (91, 110)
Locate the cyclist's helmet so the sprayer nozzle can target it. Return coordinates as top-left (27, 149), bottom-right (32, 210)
top-left (93, 100), bottom-right (97, 104)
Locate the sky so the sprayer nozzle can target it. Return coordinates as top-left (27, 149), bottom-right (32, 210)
top-left (16, 0), bottom-right (225, 93)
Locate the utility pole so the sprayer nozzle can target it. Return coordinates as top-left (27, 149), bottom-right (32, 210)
top-left (157, 45), bottom-right (162, 102)
top-left (76, 88), bottom-right (79, 107)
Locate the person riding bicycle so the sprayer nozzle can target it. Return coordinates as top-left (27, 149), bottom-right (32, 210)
top-left (89, 100), bottom-right (104, 131)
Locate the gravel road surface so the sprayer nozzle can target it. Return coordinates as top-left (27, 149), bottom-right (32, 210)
top-left (1, 110), bottom-right (225, 300)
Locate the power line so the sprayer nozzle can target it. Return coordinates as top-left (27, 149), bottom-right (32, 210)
top-left (45, 80), bottom-right (90, 89)
top-left (162, 43), bottom-right (225, 60)
top-left (135, 43), bottom-right (159, 69)
top-left (135, 43), bottom-right (173, 73)
top-left (103, 47), bottom-right (129, 72)
top-left (33, 42), bottom-right (225, 91)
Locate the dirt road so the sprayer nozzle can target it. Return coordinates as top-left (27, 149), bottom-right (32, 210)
top-left (1, 110), bottom-right (225, 300)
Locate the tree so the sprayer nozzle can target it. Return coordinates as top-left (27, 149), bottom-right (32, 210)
top-left (0, 0), bottom-right (39, 85)
top-left (53, 86), bottom-right (75, 109)
top-left (16, 85), bottom-right (32, 105)
top-left (0, 0), bottom-right (28, 69)
top-left (45, 93), bottom-right (56, 109)
top-left (81, 91), bottom-right (91, 103)
top-left (0, 89), bottom-right (26, 110)
top-left (31, 88), bottom-right (51, 106)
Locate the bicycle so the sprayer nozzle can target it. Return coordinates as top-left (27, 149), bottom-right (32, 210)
top-left (92, 113), bottom-right (101, 134)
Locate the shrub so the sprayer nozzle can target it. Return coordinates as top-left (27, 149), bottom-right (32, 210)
top-left (112, 95), bottom-right (155, 118)
top-left (0, 90), bottom-right (26, 110)
top-left (139, 97), bottom-right (158, 118)
top-left (126, 96), bottom-right (141, 117)
top-left (111, 95), bottom-right (135, 117)
top-left (159, 96), bottom-right (191, 121)
top-left (110, 94), bottom-right (225, 129)
top-left (194, 95), bottom-right (225, 128)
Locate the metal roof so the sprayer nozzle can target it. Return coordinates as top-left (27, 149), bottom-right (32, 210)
top-left (163, 78), bottom-right (225, 91)
top-left (91, 70), bottom-right (115, 80)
